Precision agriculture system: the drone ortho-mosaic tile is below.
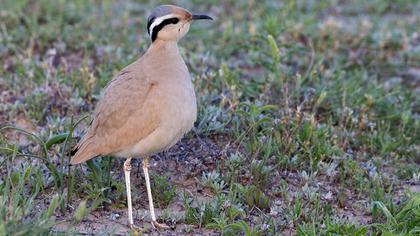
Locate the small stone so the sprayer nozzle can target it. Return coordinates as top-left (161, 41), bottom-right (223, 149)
top-left (111, 213), bottom-right (120, 220)
top-left (324, 191), bottom-right (333, 201)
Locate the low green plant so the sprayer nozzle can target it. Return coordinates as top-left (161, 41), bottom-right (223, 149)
top-left (81, 157), bottom-right (115, 209)
top-left (25, 91), bottom-right (48, 122)
top-left (235, 184), bottom-right (270, 210)
top-left (224, 153), bottom-right (245, 184)
top-left (0, 126), bottom-right (63, 190)
top-left (0, 164), bottom-right (60, 235)
top-left (250, 159), bottom-right (273, 190)
top-left (372, 193), bottom-right (420, 234)
top-left (183, 192), bottom-right (225, 227)
top-left (224, 220), bottom-right (264, 236)
top-left (151, 174), bottom-right (177, 208)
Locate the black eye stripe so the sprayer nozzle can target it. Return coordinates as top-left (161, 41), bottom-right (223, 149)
top-left (148, 17), bottom-right (179, 35)
top-left (147, 16), bottom-right (156, 35)
top-left (168, 17), bottom-right (179, 24)
top-left (150, 17), bottom-right (180, 42)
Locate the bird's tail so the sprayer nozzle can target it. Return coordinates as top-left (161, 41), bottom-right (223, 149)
top-left (70, 139), bottom-right (97, 165)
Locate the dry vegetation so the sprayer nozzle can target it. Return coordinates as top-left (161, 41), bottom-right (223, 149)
top-left (1, 0), bottom-right (419, 235)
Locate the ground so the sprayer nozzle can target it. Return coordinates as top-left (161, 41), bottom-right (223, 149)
top-left (0, 0), bottom-right (419, 235)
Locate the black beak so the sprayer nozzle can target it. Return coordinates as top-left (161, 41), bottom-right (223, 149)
top-left (192, 14), bottom-right (213, 20)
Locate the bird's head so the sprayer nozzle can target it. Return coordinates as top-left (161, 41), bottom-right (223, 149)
top-left (147, 5), bottom-right (212, 43)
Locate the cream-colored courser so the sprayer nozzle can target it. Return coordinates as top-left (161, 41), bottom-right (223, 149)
top-left (70, 5), bottom-right (212, 230)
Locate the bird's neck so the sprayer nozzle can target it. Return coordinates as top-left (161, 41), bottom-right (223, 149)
top-left (146, 40), bottom-right (180, 58)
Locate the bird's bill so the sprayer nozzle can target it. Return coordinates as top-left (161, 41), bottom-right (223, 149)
top-left (192, 14), bottom-right (213, 20)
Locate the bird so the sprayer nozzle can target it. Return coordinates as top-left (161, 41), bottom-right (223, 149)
top-left (70, 5), bottom-right (212, 230)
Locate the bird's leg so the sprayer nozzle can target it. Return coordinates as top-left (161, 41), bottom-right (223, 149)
top-left (124, 158), bottom-right (136, 229)
top-left (142, 156), bottom-right (170, 229)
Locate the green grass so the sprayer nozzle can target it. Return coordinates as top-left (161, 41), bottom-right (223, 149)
top-left (1, 0), bottom-right (419, 235)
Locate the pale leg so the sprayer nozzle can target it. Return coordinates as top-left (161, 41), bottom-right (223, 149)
top-left (142, 156), bottom-right (170, 229)
top-left (124, 158), bottom-right (135, 228)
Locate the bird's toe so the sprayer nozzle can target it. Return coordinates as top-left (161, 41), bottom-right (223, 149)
top-left (151, 220), bottom-right (171, 230)
top-left (129, 223), bottom-right (142, 232)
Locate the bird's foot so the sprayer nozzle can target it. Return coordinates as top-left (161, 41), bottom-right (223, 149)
top-left (152, 220), bottom-right (170, 230)
top-left (128, 224), bottom-right (142, 233)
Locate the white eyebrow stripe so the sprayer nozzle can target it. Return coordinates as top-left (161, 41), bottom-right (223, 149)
top-left (149, 14), bottom-right (179, 37)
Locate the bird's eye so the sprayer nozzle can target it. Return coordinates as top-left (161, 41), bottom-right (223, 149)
top-left (170, 18), bottom-right (179, 24)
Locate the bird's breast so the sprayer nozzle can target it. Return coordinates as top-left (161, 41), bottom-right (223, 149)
top-left (152, 67), bottom-right (197, 141)
top-left (165, 76), bottom-right (197, 130)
